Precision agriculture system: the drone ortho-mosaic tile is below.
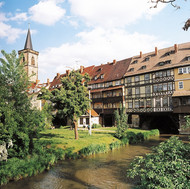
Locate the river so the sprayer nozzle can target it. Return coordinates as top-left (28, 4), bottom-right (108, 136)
top-left (0, 135), bottom-right (188, 189)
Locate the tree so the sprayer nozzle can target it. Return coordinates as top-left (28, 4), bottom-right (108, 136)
top-left (0, 50), bottom-right (45, 158)
top-left (127, 136), bottom-right (190, 188)
top-left (150, 0), bottom-right (190, 30)
top-left (114, 104), bottom-right (128, 139)
top-left (40, 70), bottom-right (90, 140)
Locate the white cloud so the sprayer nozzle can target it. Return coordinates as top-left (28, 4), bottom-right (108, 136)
top-left (0, 22), bottom-right (25, 43)
top-left (39, 28), bottom-right (168, 82)
top-left (0, 1), bottom-right (4, 8)
top-left (29, 0), bottom-right (66, 26)
top-left (0, 13), bottom-right (7, 22)
top-left (9, 12), bottom-right (28, 22)
top-left (69, 0), bottom-right (165, 28)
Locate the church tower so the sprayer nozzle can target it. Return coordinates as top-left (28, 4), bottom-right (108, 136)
top-left (18, 27), bottom-right (39, 82)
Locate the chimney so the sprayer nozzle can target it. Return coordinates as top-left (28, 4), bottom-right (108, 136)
top-left (174, 44), bottom-right (178, 53)
top-left (80, 66), bottom-right (84, 73)
top-left (107, 62), bottom-right (110, 64)
top-left (66, 70), bottom-right (70, 76)
top-left (36, 79), bottom-right (40, 85)
top-left (155, 47), bottom-right (158, 56)
top-left (113, 59), bottom-right (117, 64)
top-left (57, 73), bottom-right (60, 78)
top-left (140, 51), bottom-right (142, 58)
top-left (47, 78), bottom-right (50, 85)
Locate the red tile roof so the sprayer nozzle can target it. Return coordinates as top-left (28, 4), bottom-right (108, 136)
top-left (125, 42), bottom-right (190, 77)
top-left (87, 109), bottom-right (99, 117)
top-left (87, 58), bottom-right (131, 84)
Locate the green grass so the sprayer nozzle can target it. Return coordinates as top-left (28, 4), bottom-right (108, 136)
top-left (39, 128), bottom-right (119, 152)
top-left (39, 127), bottom-right (159, 153)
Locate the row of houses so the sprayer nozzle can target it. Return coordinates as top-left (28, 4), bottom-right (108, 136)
top-left (19, 29), bottom-right (190, 134)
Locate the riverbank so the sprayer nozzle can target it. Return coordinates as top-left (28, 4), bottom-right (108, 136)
top-left (0, 127), bottom-right (159, 186)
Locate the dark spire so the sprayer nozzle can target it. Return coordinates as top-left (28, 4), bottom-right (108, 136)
top-left (24, 26), bottom-right (33, 50)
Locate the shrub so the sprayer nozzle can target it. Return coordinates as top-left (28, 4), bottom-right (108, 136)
top-left (127, 136), bottom-right (190, 189)
top-left (79, 144), bottom-right (107, 157)
top-left (92, 123), bottom-right (102, 128)
top-left (114, 105), bottom-right (128, 139)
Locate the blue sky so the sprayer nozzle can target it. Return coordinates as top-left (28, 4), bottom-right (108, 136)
top-left (0, 0), bottom-right (190, 82)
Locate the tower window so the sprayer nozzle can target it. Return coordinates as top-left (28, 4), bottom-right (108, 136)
top-left (31, 56), bottom-right (35, 65)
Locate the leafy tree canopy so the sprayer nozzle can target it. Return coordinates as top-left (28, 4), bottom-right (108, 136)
top-left (0, 50), bottom-right (45, 158)
top-left (39, 70), bottom-right (90, 139)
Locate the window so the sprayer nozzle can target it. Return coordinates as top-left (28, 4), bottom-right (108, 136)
top-left (94, 76), bottom-right (98, 80)
top-left (145, 86), bottom-right (151, 94)
top-left (168, 82), bottom-right (173, 91)
top-left (167, 70), bottom-right (171, 76)
top-left (108, 103), bottom-right (112, 108)
top-left (80, 118), bottom-right (83, 125)
top-left (153, 85), bottom-right (157, 93)
top-left (86, 118), bottom-right (89, 124)
top-left (135, 101), bottom-right (139, 108)
top-left (105, 82), bottom-right (113, 87)
top-left (113, 91), bottom-right (116, 96)
top-left (131, 60), bottom-right (138, 64)
top-left (135, 87), bottom-right (140, 95)
top-left (126, 77), bottom-right (132, 83)
top-left (144, 57), bottom-right (150, 61)
top-left (100, 83), bottom-right (104, 88)
top-left (128, 68), bottom-right (134, 72)
top-left (97, 68), bottom-right (102, 72)
top-left (31, 56), bottom-right (35, 65)
top-left (188, 67), bottom-right (190, 73)
top-left (183, 67), bottom-right (187, 74)
top-left (178, 68), bottom-right (183, 74)
top-left (135, 76), bottom-right (140, 83)
top-left (128, 102), bottom-right (133, 108)
top-left (163, 71), bottom-right (167, 77)
top-left (155, 98), bottom-right (161, 108)
top-left (163, 83), bottom-right (167, 91)
top-left (100, 74), bottom-right (104, 79)
top-left (158, 84), bottom-right (162, 92)
top-left (146, 99), bottom-right (152, 107)
top-left (139, 65), bottom-right (146, 70)
top-left (159, 71), bottom-right (163, 78)
top-left (187, 97), bottom-right (190, 104)
top-left (179, 81), bottom-right (183, 89)
top-left (140, 100), bottom-right (144, 108)
top-left (128, 88), bottom-right (132, 96)
top-left (145, 74), bottom-right (150, 81)
top-left (115, 80), bottom-right (121, 86)
top-left (155, 72), bottom-right (159, 78)
top-left (107, 91), bottom-right (112, 97)
top-left (186, 56), bottom-right (190, 61)
top-left (163, 97), bottom-right (168, 107)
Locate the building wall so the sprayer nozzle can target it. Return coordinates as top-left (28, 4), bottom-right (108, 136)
top-left (78, 116), bottom-right (99, 127)
top-left (174, 66), bottom-right (190, 91)
top-left (19, 49), bottom-right (39, 82)
top-left (125, 69), bottom-right (174, 113)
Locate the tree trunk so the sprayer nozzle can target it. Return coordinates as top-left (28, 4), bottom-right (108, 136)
top-left (74, 117), bottom-right (79, 140)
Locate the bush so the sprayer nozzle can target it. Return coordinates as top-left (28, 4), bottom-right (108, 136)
top-left (79, 144), bottom-right (107, 157)
top-left (127, 136), bottom-right (190, 189)
top-left (0, 140), bottom-right (66, 186)
top-left (92, 123), bottom-right (102, 128)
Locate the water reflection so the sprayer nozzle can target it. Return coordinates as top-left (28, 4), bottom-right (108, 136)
top-left (1, 135), bottom-right (188, 189)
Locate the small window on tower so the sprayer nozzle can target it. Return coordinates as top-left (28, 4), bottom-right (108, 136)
top-left (31, 56), bottom-right (35, 65)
